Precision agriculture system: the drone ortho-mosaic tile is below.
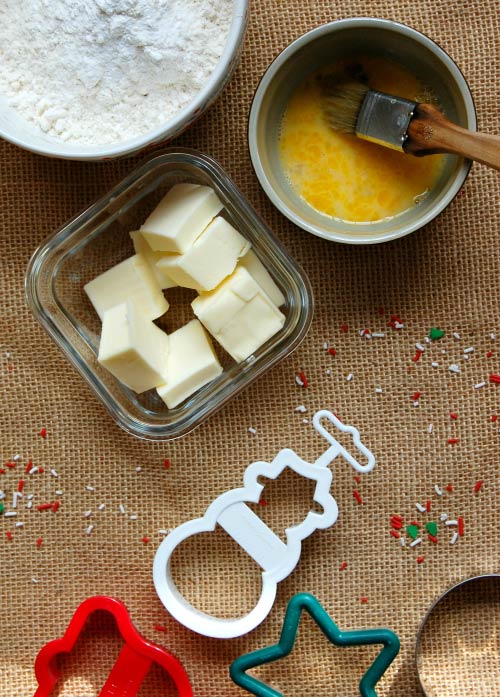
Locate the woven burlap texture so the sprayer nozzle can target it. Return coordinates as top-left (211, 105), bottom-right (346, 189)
top-left (1, 1), bottom-right (500, 695)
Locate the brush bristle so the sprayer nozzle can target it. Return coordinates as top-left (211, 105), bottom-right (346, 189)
top-left (321, 79), bottom-right (369, 134)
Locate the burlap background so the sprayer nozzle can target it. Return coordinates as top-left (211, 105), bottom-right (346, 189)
top-left (1, 1), bottom-right (499, 695)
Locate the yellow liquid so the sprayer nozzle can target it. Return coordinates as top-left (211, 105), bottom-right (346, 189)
top-left (278, 57), bottom-right (445, 223)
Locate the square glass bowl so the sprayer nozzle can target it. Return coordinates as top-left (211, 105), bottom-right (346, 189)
top-left (26, 149), bottom-right (313, 440)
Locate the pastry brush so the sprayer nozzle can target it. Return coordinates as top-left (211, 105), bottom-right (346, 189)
top-left (322, 79), bottom-right (500, 171)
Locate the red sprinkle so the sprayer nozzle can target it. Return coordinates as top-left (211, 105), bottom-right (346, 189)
top-left (37, 503), bottom-right (53, 511)
top-left (390, 530), bottom-right (401, 539)
top-left (416, 556), bottom-right (425, 564)
top-left (36, 538), bottom-right (43, 547)
top-left (425, 500), bottom-right (431, 512)
top-left (38, 467), bottom-right (44, 474)
top-left (5, 461), bottom-right (15, 469)
top-left (258, 499), bottom-right (267, 506)
top-left (327, 347), bottom-right (337, 356)
top-left (163, 458), bottom-right (170, 469)
top-left (340, 562), bottom-right (348, 571)
top-left (458, 517), bottom-right (464, 537)
top-left (450, 413), bottom-right (458, 420)
top-left (341, 324), bottom-right (348, 333)
top-left (389, 315), bottom-right (404, 329)
top-left (6, 531), bottom-right (12, 541)
top-left (428, 534), bottom-right (439, 544)
top-left (474, 480), bottom-right (483, 494)
top-left (446, 484), bottom-right (453, 492)
top-left (448, 438), bottom-right (459, 444)
top-left (0, 469), bottom-right (5, 475)
top-left (491, 415), bottom-right (498, 422)
top-left (52, 500), bottom-right (60, 513)
top-left (298, 371), bottom-right (308, 388)
top-left (487, 351), bottom-right (494, 358)
top-left (360, 596), bottom-right (368, 604)
top-left (17, 480), bottom-right (25, 493)
top-left (141, 537), bottom-right (150, 544)
top-left (412, 392), bottom-right (421, 401)
top-left (412, 349), bottom-right (423, 363)
top-left (489, 374), bottom-right (500, 384)
top-left (39, 428), bottom-right (47, 438)
top-left (25, 461), bottom-right (33, 474)
top-left (154, 624), bottom-right (167, 632)
top-left (391, 516), bottom-right (403, 530)
top-left (353, 490), bottom-right (363, 505)
top-left (409, 521), bottom-right (421, 528)
top-left (353, 475), bottom-right (361, 483)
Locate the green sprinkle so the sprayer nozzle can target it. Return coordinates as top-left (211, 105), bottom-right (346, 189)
top-left (0, 501), bottom-right (4, 514)
top-left (407, 524), bottom-right (419, 540)
top-left (426, 522), bottom-right (438, 536)
top-left (429, 327), bottom-right (445, 340)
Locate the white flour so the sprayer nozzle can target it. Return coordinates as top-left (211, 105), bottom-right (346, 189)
top-left (0, 0), bottom-right (232, 145)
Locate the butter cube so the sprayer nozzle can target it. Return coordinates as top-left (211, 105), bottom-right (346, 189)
top-left (98, 301), bottom-right (169, 393)
top-left (156, 319), bottom-right (222, 408)
top-left (84, 253), bottom-right (168, 321)
top-left (192, 267), bottom-right (285, 362)
top-left (130, 230), bottom-right (177, 290)
top-left (239, 249), bottom-right (285, 307)
top-left (140, 183), bottom-right (223, 253)
top-left (155, 216), bottom-right (250, 291)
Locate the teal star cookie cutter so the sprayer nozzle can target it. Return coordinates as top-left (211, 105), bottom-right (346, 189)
top-left (230, 593), bottom-right (400, 697)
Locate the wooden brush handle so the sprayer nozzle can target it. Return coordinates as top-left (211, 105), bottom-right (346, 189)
top-left (406, 103), bottom-right (500, 171)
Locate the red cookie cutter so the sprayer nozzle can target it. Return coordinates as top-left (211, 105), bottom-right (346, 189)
top-left (33, 596), bottom-right (193, 696)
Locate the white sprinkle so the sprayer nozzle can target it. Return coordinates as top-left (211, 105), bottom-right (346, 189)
top-left (13, 454), bottom-right (21, 461)
top-left (27, 494), bottom-right (34, 500)
top-left (346, 373), bottom-right (353, 381)
top-left (0, 491), bottom-right (4, 500)
top-left (474, 381), bottom-right (486, 389)
top-left (302, 418), bottom-right (309, 425)
top-left (490, 333), bottom-right (496, 340)
top-left (415, 502), bottom-right (426, 513)
top-left (464, 347), bottom-right (474, 354)
top-left (12, 492), bottom-right (19, 508)
top-left (424, 336), bottom-right (431, 344)
top-left (29, 466), bottom-right (38, 475)
top-left (371, 332), bottom-right (386, 338)
top-left (129, 515), bottom-right (138, 520)
top-left (453, 332), bottom-right (461, 340)
top-left (394, 321), bottom-right (404, 329)
top-left (445, 519), bottom-right (458, 527)
top-left (83, 510), bottom-right (92, 518)
top-left (440, 513), bottom-right (448, 522)
top-left (410, 537), bottom-right (422, 547)
top-left (326, 368), bottom-right (331, 376)
top-left (26, 501), bottom-right (33, 509)
top-left (450, 531), bottom-right (459, 545)
top-left (428, 424), bottom-right (434, 434)
top-left (295, 405), bottom-right (307, 413)
top-left (248, 427), bottom-right (257, 435)
top-left (85, 524), bottom-right (94, 536)
top-left (375, 387), bottom-right (383, 394)
top-left (413, 400), bottom-right (419, 407)
top-left (50, 469), bottom-right (58, 477)
top-left (55, 490), bottom-right (63, 496)
top-left (323, 341), bottom-right (329, 350)
top-left (158, 529), bottom-right (169, 535)
top-left (86, 485), bottom-right (95, 492)
top-left (5, 352), bottom-right (11, 359)
top-left (416, 342), bottom-right (425, 352)
top-left (15, 522), bottom-right (24, 528)
top-left (98, 503), bottom-right (105, 511)
top-left (31, 578), bottom-right (39, 584)
top-left (463, 354), bottom-right (470, 361)
top-left (119, 504), bottom-right (126, 515)
top-left (295, 375), bottom-right (304, 387)
top-left (4, 511), bottom-right (17, 517)
top-left (434, 484), bottom-right (443, 496)
top-left (400, 536), bottom-right (406, 547)
top-left (441, 349), bottom-right (447, 355)
top-left (135, 466), bottom-right (142, 473)
top-left (449, 364), bottom-right (460, 373)
top-left (431, 361), bottom-right (439, 368)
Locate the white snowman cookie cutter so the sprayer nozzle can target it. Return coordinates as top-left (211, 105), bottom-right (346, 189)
top-left (153, 410), bottom-right (375, 639)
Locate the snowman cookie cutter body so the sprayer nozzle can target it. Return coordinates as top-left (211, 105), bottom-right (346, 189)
top-left (153, 410), bottom-right (375, 639)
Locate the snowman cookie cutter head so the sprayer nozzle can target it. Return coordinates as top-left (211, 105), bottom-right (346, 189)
top-left (153, 410), bottom-right (375, 639)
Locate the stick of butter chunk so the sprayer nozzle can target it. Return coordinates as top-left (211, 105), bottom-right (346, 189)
top-left (140, 183), bottom-right (223, 253)
top-left (129, 230), bottom-right (177, 290)
top-left (98, 300), bottom-right (169, 393)
top-left (84, 253), bottom-right (168, 321)
top-left (238, 249), bottom-right (286, 307)
top-left (155, 216), bottom-right (250, 291)
top-left (156, 319), bottom-right (223, 408)
top-left (191, 266), bottom-right (286, 362)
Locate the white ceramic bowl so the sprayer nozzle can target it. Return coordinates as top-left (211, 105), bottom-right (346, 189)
top-left (248, 17), bottom-right (476, 244)
top-left (0, 1), bottom-right (248, 161)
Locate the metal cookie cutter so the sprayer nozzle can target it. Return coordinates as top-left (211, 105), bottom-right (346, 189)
top-left (230, 593), bottom-right (400, 697)
top-left (153, 410), bottom-right (375, 639)
top-left (33, 596), bottom-right (193, 696)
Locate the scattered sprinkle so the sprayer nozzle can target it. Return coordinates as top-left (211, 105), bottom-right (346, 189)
top-left (341, 324), bottom-right (348, 332)
top-left (119, 504), bottom-right (126, 515)
top-left (327, 347), bottom-right (337, 356)
top-left (434, 484), bottom-right (443, 496)
top-left (453, 332), bottom-right (461, 340)
top-left (458, 516), bottom-right (464, 536)
top-left (85, 525), bottom-right (94, 536)
top-left (416, 556), bottom-right (425, 564)
top-left (428, 424), bottom-right (433, 434)
top-left (410, 538), bottom-right (422, 547)
top-left (36, 538), bottom-right (43, 547)
top-left (4, 511), bottom-right (17, 518)
top-left (50, 469), bottom-right (58, 477)
top-left (447, 438), bottom-right (459, 444)
top-left (39, 428), bottom-right (47, 438)
top-left (135, 466), bottom-right (142, 473)
top-left (450, 531), bottom-right (459, 545)
top-left (163, 458), bottom-right (170, 469)
top-left (295, 405), bottom-right (307, 413)
top-left (248, 427), bottom-right (257, 435)
top-left (353, 490), bottom-right (362, 505)
top-left (375, 387), bottom-right (383, 394)
top-left (407, 525), bottom-right (419, 540)
top-left (429, 328), bottom-right (445, 340)
top-left (449, 413), bottom-right (458, 420)
top-left (415, 503), bottom-right (426, 513)
top-left (431, 362), bottom-right (439, 368)
top-left (445, 519), bottom-right (458, 527)
top-left (475, 381), bottom-right (486, 389)
top-left (340, 562), bottom-right (348, 571)
top-left (474, 480), bottom-right (483, 494)
top-left (346, 373), bottom-right (354, 382)
top-left (6, 531), bottom-right (12, 541)
top-left (84, 510), bottom-right (92, 518)
top-left (449, 364), bottom-right (460, 374)
top-left (86, 485), bottom-right (95, 492)
top-left (141, 536), bottom-right (150, 544)
top-left (440, 513), bottom-right (448, 522)
top-left (98, 503), bottom-right (105, 511)
top-left (464, 347), bottom-right (474, 354)
top-left (155, 624), bottom-right (168, 632)
top-left (360, 596), bottom-right (368, 604)
top-left (489, 374), bottom-right (500, 384)
top-left (426, 522), bottom-right (438, 536)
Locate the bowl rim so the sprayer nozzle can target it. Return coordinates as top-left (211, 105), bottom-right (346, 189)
top-left (248, 16), bottom-right (477, 245)
top-left (0, 0), bottom-right (248, 161)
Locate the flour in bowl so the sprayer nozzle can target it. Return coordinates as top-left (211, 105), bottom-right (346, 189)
top-left (0, 0), bottom-right (233, 145)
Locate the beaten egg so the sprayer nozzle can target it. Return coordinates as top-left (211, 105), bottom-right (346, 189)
top-left (278, 57), bottom-right (445, 224)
